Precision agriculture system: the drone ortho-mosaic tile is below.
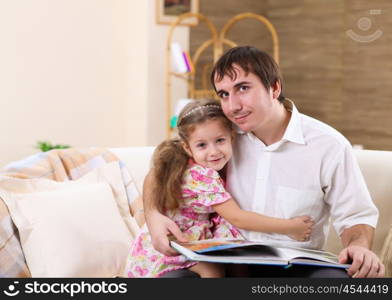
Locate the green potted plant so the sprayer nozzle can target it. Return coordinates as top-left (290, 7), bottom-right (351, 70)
top-left (35, 141), bottom-right (71, 152)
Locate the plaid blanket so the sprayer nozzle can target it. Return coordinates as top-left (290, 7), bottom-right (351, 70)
top-left (0, 147), bottom-right (141, 278)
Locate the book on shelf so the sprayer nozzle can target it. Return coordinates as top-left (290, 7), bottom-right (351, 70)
top-left (182, 51), bottom-right (194, 72)
top-left (171, 42), bottom-right (189, 73)
top-left (170, 239), bottom-right (350, 269)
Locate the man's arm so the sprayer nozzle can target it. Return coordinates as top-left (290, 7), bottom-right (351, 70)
top-left (339, 224), bottom-right (385, 277)
top-left (324, 146), bottom-right (384, 277)
top-left (143, 169), bottom-right (186, 256)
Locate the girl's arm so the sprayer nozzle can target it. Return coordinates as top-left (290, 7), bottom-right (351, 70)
top-left (212, 198), bottom-right (311, 236)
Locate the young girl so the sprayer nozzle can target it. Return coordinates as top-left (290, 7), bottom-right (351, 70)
top-left (127, 99), bottom-right (313, 278)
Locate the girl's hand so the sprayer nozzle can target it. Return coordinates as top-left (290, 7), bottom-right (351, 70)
top-left (146, 210), bottom-right (187, 256)
top-left (288, 216), bottom-right (314, 241)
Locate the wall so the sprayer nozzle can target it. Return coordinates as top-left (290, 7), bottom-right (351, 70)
top-left (191, 0), bottom-right (392, 150)
top-left (147, 2), bottom-right (189, 145)
top-left (0, 0), bottom-right (188, 167)
top-left (0, 0), bottom-right (128, 167)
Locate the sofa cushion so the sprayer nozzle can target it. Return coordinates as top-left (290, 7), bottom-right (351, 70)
top-left (0, 148), bottom-right (143, 277)
top-left (0, 163), bottom-right (134, 277)
top-left (110, 147), bottom-right (156, 228)
top-left (110, 147), bottom-right (155, 193)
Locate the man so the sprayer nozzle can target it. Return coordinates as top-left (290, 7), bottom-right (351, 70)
top-left (144, 46), bottom-right (384, 277)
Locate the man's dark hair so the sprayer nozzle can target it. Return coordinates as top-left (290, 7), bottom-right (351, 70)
top-left (210, 46), bottom-right (285, 102)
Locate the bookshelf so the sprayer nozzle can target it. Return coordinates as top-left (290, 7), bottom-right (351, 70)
top-left (165, 12), bottom-right (279, 138)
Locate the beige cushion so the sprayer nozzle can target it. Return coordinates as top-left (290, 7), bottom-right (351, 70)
top-left (0, 163), bottom-right (133, 277)
top-left (110, 147), bottom-right (156, 229)
top-left (77, 161), bottom-right (140, 238)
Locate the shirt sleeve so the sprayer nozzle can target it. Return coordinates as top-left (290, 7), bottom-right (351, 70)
top-left (184, 165), bottom-right (232, 207)
top-left (323, 144), bottom-right (379, 236)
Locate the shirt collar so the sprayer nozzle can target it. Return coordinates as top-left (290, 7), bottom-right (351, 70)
top-left (281, 98), bottom-right (306, 145)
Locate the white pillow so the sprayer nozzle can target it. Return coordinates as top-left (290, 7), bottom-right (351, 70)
top-left (74, 162), bottom-right (140, 238)
top-left (0, 164), bottom-right (133, 277)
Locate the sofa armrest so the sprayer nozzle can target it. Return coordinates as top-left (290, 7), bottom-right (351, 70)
top-left (380, 226), bottom-right (392, 277)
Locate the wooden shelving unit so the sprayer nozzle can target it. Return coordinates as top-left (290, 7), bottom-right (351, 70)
top-left (165, 12), bottom-right (280, 138)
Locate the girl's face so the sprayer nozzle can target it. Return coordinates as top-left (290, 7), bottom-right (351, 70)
top-left (183, 119), bottom-right (233, 171)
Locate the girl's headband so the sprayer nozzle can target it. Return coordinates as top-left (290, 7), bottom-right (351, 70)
top-left (180, 104), bottom-right (222, 121)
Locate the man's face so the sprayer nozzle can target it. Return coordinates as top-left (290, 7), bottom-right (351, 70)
top-left (214, 65), bottom-right (280, 134)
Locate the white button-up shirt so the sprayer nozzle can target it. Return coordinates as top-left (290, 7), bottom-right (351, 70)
top-left (226, 99), bottom-right (379, 249)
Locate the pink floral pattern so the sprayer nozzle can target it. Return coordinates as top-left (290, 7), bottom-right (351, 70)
top-left (126, 163), bottom-right (242, 277)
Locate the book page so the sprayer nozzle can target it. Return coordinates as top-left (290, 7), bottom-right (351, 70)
top-left (202, 245), bottom-right (287, 260)
top-left (278, 247), bottom-right (340, 264)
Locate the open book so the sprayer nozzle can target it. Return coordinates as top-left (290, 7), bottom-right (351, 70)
top-left (171, 239), bottom-right (350, 269)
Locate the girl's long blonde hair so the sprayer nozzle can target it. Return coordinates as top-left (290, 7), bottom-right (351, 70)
top-left (152, 99), bottom-right (232, 213)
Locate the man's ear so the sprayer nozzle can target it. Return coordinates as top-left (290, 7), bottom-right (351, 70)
top-left (272, 81), bottom-right (282, 100)
top-left (181, 141), bottom-right (192, 157)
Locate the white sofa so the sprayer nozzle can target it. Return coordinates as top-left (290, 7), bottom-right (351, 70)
top-left (111, 147), bottom-right (392, 274)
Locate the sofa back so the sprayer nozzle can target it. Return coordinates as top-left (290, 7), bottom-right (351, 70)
top-left (111, 147), bottom-right (155, 194)
top-left (112, 147), bottom-right (392, 255)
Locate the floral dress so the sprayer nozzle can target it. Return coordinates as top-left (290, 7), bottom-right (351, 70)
top-left (127, 162), bottom-right (242, 278)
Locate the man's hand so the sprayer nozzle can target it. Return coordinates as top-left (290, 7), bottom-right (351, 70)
top-left (143, 170), bottom-right (187, 256)
top-left (339, 224), bottom-right (384, 278)
top-left (146, 210), bottom-right (187, 256)
top-left (339, 245), bottom-right (385, 278)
